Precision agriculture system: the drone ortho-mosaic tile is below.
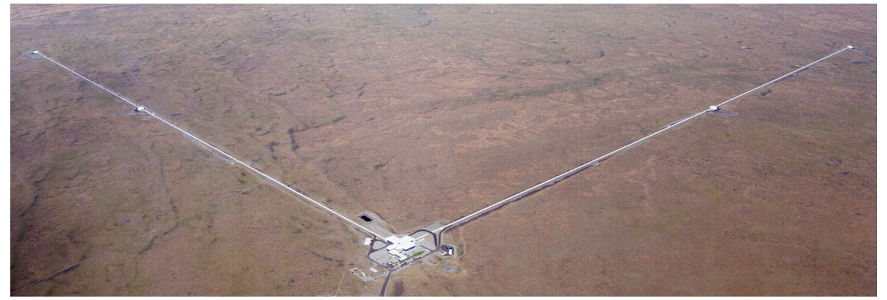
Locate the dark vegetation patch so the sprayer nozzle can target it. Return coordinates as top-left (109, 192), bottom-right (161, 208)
top-left (392, 281), bottom-right (405, 296)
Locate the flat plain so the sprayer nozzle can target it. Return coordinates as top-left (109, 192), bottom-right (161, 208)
top-left (10, 4), bottom-right (876, 296)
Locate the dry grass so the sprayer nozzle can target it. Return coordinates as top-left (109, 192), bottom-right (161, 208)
top-left (11, 4), bottom-right (875, 296)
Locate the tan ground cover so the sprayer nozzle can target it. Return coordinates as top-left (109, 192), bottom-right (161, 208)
top-left (10, 4), bottom-right (875, 295)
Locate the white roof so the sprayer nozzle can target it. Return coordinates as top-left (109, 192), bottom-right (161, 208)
top-left (385, 235), bottom-right (416, 252)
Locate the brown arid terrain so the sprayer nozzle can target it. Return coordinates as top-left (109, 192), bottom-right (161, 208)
top-left (10, 4), bottom-right (875, 296)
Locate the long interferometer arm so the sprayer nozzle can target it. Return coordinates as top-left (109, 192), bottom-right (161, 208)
top-left (432, 45), bottom-right (855, 235)
top-left (30, 51), bottom-right (387, 240)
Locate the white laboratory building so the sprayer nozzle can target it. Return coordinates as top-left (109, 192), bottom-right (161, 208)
top-left (385, 235), bottom-right (416, 261)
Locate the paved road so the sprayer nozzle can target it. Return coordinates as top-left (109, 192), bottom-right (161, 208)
top-left (379, 271), bottom-right (393, 296)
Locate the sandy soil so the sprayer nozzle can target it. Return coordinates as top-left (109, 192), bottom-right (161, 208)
top-left (10, 4), bottom-right (876, 296)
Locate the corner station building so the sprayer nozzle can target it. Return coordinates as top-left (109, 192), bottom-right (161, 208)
top-left (385, 235), bottom-right (416, 261)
